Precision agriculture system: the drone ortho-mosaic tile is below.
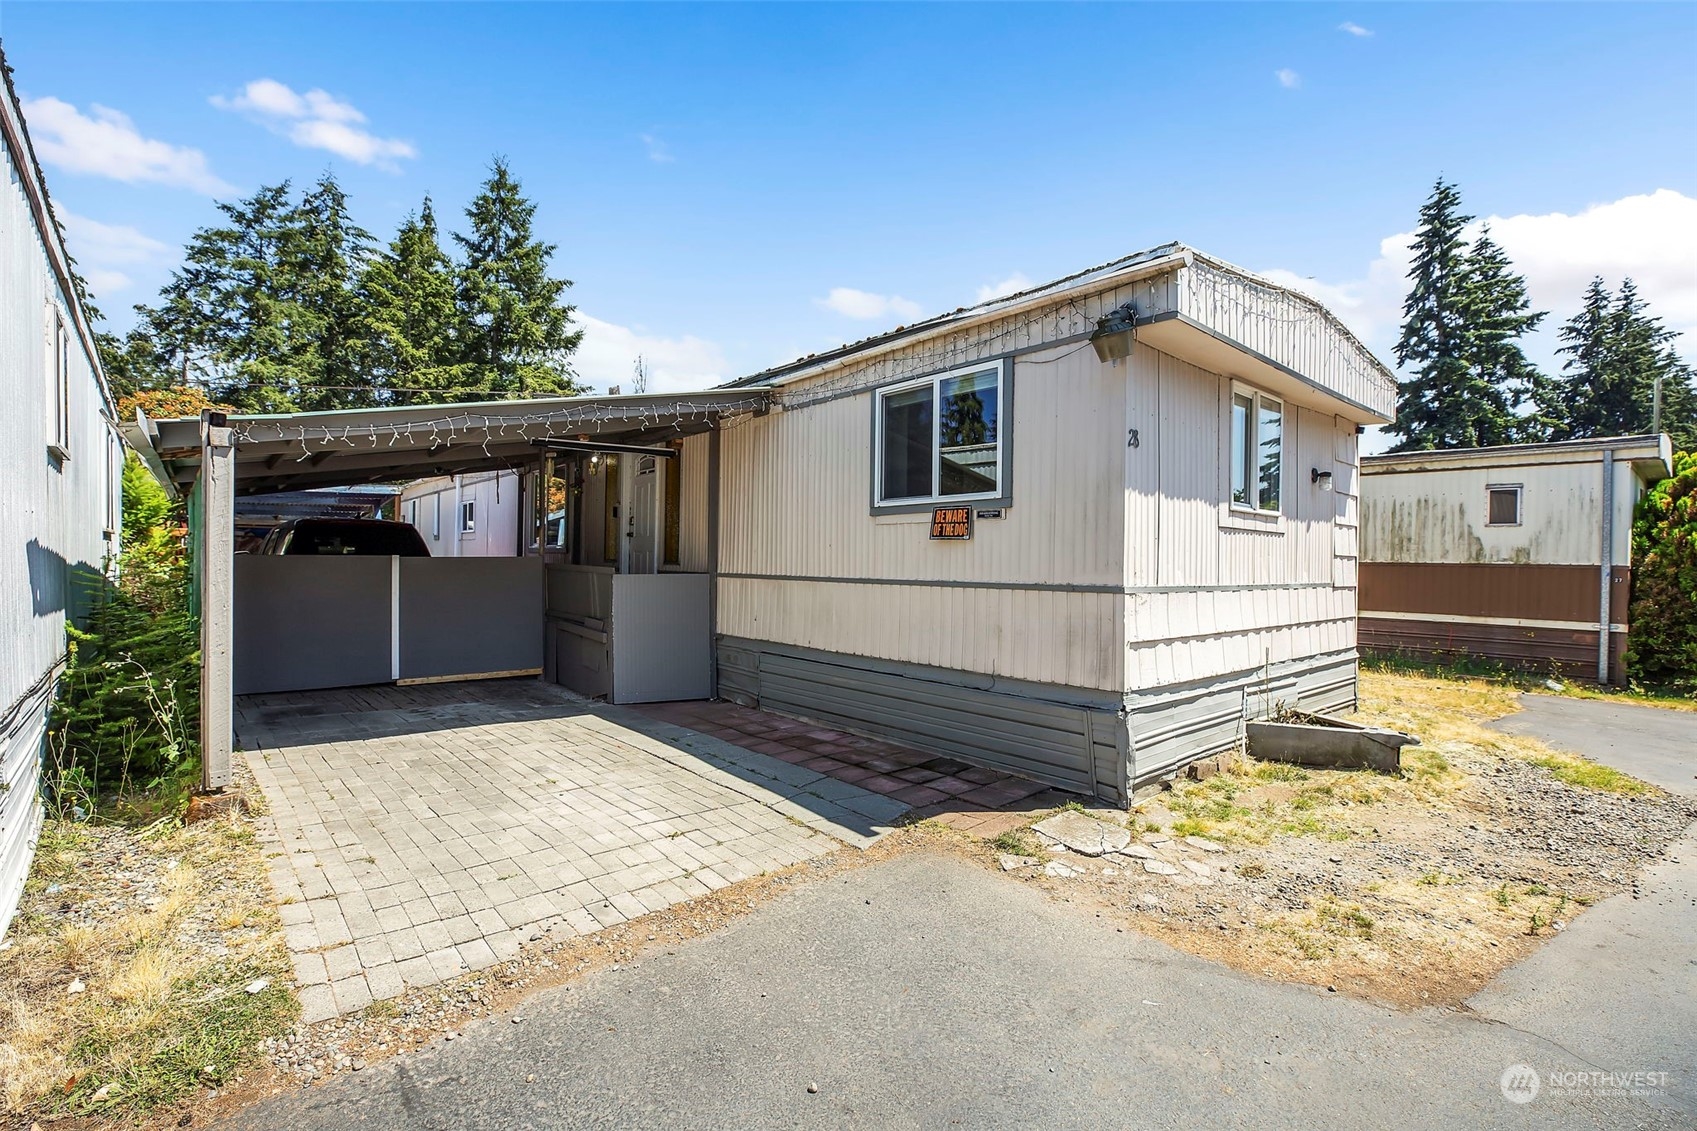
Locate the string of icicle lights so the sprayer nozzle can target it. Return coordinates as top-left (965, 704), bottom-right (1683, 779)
top-left (224, 396), bottom-right (772, 462)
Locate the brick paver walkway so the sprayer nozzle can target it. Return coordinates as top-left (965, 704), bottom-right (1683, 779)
top-left (237, 680), bottom-right (908, 1022)
top-left (635, 700), bottom-right (1075, 837)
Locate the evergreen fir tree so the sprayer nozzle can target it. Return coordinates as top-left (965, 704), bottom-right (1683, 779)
top-left (1388, 181), bottom-right (1544, 450)
top-left (357, 198), bottom-right (467, 402)
top-left (137, 182), bottom-right (312, 412)
top-left (1457, 228), bottom-right (1545, 444)
top-left (453, 158), bottom-right (585, 399)
top-left (1541, 278), bottom-right (1697, 449)
top-left (293, 172), bottom-right (374, 410)
top-left (132, 177), bottom-right (374, 413)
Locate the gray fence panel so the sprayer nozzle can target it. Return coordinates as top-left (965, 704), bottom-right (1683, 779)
top-left (234, 556), bottom-right (392, 694)
top-left (399, 557), bottom-right (543, 681)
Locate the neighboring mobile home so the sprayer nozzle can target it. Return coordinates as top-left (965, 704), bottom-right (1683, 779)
top-left (1359, 435), bottom-right (1673, 684)
top-left (399, 471), bottom-right (523, 557)
top-left (1, 59), bottom-right (123, 935)
top-left (131, 243), bottom-right (1395, 808)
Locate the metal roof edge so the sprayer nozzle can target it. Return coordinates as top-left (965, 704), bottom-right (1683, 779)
top-left (719, 243), bottom-right (1193, 390)
top-left (141, 386), bottom-right (773, 429)
top-left (1361, 434), bottom-right (1673, 475)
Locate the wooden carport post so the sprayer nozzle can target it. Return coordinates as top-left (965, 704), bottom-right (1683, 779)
top-left (198, 411), bottom-right (236, 793)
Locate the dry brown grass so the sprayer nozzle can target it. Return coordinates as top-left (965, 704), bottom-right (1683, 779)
top-left (0, 812), bottom-right (296, 1119)
top-left (1357, 671), bottom-right (1650, 793)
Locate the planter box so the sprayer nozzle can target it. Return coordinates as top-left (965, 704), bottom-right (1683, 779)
top-left (1246, 712), bottom-right (1419, 775)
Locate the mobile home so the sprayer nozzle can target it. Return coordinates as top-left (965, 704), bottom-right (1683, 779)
top-left (132, 243), bottom-right (1395, 807)
top-left (1, 58), bottom-right (123, 935)
top-left (1359, 435), bottom-right (1673, 684)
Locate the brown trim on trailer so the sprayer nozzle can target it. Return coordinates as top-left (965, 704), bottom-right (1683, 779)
top-left (1359, 562), bottom-right (1631, 624)
top-left (1359, 617), bottom-right (1626, 685)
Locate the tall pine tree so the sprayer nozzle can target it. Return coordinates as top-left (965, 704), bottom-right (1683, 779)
top-left (454, 158), bottom-right (585, 400)
top-left (133, 176), bottom-right (373, 413)
top-left (1388, 181), bottom-right (1545, 451)
top-left (357, 198), bottom-right (467, 402)
top-left (293, 173), bottom-right (375, 410)
top-left (1539, 278), bottom-right (1697, 449)
top-left (1457, 227), bottom-right (1546, 443)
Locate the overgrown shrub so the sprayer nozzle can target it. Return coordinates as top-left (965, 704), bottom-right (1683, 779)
top-left (1626, 450), bottom-right (1697, 693)
top-left (49, 457), bottom-right (199, 805)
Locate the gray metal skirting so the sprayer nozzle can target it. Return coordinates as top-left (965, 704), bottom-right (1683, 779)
top-left (716, 639), bottom-right (1361, 806)
top-left (1124, 650), bottom-right (1360, 787)
top-left (716, 637), bottom-right (1126, 804)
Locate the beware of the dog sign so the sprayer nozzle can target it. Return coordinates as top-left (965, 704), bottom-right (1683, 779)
top-left (929, 506), bottom-right (973, 540)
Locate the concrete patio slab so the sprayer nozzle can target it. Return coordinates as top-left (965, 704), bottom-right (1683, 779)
top-left (238, 679), bottom-right (907, 1022)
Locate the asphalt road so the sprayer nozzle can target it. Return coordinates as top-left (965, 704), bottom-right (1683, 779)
top-left (223, 848), bottom-right (1693, 1131)
top-left (1491, 694), bottom-right (1696, 796)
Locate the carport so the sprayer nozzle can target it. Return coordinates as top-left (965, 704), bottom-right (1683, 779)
top-left (123, 390), bottom-right (769, 795)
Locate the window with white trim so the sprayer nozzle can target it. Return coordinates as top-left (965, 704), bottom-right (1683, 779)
top-left (1230, 384), bottom-right (1283, 514)
top-left (1487, 485), bottom-right (1522, 526)
top-left (874, 361), bottom-right (1004, 507)
top-left (460, 499), bottom-right (476, 534)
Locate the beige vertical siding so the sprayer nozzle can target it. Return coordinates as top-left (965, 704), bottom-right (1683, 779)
top-left (676, 432), bottom-right (710, 572)
top-left (718, 330), bottom-right (1362, 698)
top-left (717, 337), bottom-right (1128, 691)
top-left (1120, 345), bottom-right (1360, 692)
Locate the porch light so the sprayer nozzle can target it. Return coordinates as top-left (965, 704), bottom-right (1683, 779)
top-left (1311, 468), bottom-right (1334, 491)
top-left (1090, 302), bottom-right (1139, 363)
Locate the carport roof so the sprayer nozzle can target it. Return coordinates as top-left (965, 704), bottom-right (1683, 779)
top-left (125, 388), bottom-right (772, 495)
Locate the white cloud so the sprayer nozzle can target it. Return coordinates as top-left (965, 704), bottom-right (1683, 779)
top-left (19, 96), bottom-right (233, 195)
top-left (573, 313), bottom-right (730, 394)
top-left (212, 79), bottom-right (416, 169)
top-left (1339, 21), bottom-right (1374, 37)
top-left (974, 273), bottom-right (1033, 304)
top-left (1264, 189), bottom-right (1697, 371)
top-left (1276, 69), bottom-right (1302, 89)
top-left (58, 210), bottom-right (171, 294)
top-left (640, 132), bottom-right (674, 164)
top-left (818, 287), bottom-right (924, 321)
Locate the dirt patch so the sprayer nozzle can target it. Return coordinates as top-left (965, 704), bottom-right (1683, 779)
top-left (978, 671), bottom-right (1697, 1010)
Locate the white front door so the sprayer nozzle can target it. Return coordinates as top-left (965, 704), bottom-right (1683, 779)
top-left (628, 455), bottom-right (661, 573)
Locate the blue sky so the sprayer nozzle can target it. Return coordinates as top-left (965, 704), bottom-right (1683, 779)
top-left (4, 2), bottom-right (1694, 446)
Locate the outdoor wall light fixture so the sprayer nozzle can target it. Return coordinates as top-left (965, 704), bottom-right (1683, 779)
top-left (1311, 468), bottom-right (1334, 491)
top-left (1090, 302), bottom-right (1139, 364)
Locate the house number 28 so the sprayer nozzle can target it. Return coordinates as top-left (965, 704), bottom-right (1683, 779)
top-left (1127, 428), bottom-right (1140, 449)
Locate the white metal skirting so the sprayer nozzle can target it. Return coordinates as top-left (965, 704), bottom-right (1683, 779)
top-left (0, 673), bottom-right (52, 939)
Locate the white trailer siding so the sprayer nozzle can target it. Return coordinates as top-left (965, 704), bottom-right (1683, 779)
top-left (400, 471), bottom-right (522, 557)
top-left (1361, 454), bottom-right (1646, 567)
top-left (2, 75), bottom-right (119, 936)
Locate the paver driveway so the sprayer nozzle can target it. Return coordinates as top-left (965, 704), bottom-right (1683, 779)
top-left (236, 680), bottom-right (908, 1022)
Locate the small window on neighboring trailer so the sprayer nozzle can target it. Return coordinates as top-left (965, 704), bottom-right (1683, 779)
top-left (460, 499), bottom-right (476, 534)
top-left (1487, 485), bottom-right (1522, 526)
